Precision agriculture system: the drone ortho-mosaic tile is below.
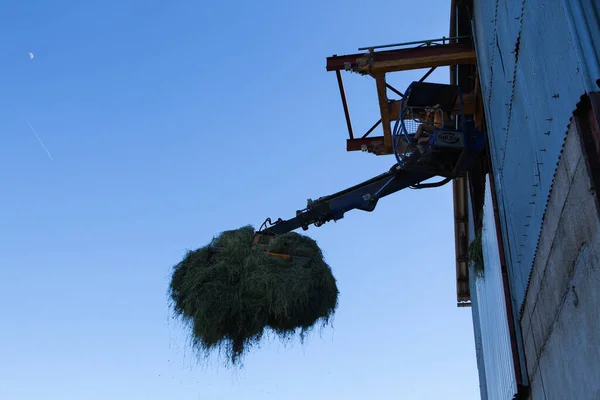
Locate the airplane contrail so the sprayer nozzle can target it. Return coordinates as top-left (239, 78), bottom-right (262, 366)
top-left (24, 118), bottom-right (53, 161)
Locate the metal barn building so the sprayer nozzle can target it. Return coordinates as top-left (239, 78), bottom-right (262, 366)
top-left (458, 0), bottom-right (600, 398)
top-left (326, 0), bottom-right (600, 398)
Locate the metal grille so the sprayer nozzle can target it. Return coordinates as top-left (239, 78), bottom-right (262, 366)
top-left (402, 118), bottom-right (420, 135)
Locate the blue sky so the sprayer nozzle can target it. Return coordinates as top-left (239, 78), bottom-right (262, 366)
top-left (0, 1), bottom-right (480, 399)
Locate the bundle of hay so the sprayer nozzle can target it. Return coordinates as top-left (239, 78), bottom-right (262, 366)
top-left (469, 225), bottom-right (484, 276)
top-left (169, 225), bottom-right (339, 365)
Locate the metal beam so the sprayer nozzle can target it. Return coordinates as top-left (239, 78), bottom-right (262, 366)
top-left (362, 119), bottom-right (382, 139)
top-left (453, 175), bottom-right (470, 303)
top-left (335, 70), bottom-right (354, 139)
top-left (374, 74), bottom-right (393, 151)
top-left (346, 136), bottom-right (411, 156)
top-left (419, 66), bottom-right (437, 82)
top-left (326, 43), bottom-right (476, 74)
top-left (357, 35), bottom-right (472, 51)
top-left (387, 93), bottom-right (475, 121)
top-left (346, 137), bottom-right (385, 154)
top-left (385, 83), bottom-right (403, 98)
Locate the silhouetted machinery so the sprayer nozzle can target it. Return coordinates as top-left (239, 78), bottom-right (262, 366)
top-left (393, 81), bottom-right (484, 176)
top-left (254, 82), bottom-right (484, 246)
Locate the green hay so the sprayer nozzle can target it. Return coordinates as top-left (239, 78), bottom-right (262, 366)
top-left (469, 226), bottom-right (484, 276)
top-left (469, 207), bottom-right (485, 276)
top-left (169, 225), bottom-right (339, 366)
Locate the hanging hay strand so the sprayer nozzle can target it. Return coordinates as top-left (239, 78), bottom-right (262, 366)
top-left (169, 225), bottom-right (339, 365)
top-left (469, 206), bottom-right (485, 276)
top-left (469, 225), bottom-right (484, 276)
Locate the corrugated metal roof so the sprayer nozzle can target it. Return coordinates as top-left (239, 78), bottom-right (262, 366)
top-left (472, 0), bottom-right (600, 311)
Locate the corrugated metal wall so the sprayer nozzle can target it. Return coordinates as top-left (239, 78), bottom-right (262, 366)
top-left (467, 190), bottom-right (489, 400)
top-left (471, 0), bottom-right (600, 312)
top-left (469, 278), bottom-right (490, 400)
top-left (472, 176), bottom-right (518, 400)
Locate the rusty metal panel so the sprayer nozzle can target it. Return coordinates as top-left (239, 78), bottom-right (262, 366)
top-left (473, 176), bottom-right (518, 400)
top-left (473, 0), bottom-right (600, 311)
top-left (325, 43), bottom-right (475, 73)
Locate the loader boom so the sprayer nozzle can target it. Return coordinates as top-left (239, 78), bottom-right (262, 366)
top-left (259, 165), bottom-right (443, 236)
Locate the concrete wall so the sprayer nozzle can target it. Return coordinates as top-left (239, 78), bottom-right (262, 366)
top-left (520, 118), bottom-right (600, 400)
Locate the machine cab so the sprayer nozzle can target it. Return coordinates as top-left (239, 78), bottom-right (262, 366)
top-left (392, 81), bottom-right (484, 177)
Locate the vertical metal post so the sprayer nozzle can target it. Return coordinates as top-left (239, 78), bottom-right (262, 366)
top-left (374, 74), bottom-right (392, 151)
top-left (335, 70), bottom-right (354, 140)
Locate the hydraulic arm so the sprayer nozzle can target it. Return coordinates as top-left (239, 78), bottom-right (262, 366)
top-left (258, 165), bottom-right (447, 236)
top-left (257, 80), bottom-right (485, 239)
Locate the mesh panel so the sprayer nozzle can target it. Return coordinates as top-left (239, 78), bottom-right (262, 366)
top-left (402, 119), bottom-right (420, 135)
